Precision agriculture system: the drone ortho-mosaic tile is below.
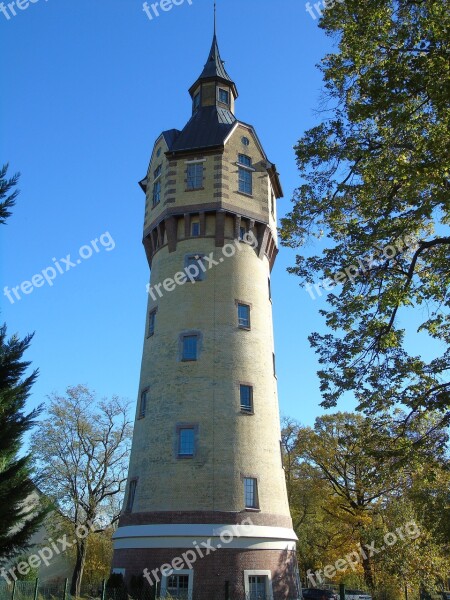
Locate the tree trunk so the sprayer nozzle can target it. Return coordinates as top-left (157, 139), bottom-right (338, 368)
top-left (361, 554), bottom-right (375, 591)
top-left (70, 537), bottom-right (88, 597)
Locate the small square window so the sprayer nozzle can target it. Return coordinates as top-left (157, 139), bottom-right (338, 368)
top-left (238, 168), bottom-right (253, 195)
top-left (182, 334), bottom-right (198, 361)
top-left (152, 180), bottom-right (161, 207)
top-left (178, 428), bottom-right (195, 457)
top-left (244, 477), bottom-right (258, 509)
top-left (191, 221), bottom-right (200, 237)
top-left (185, 254), bottom-right (205, 281)
top-left (187, 163), bottom-right (203, 190)
top-left (148, 309), bottom-right (156, 336)
top-left (139, 389), bottom-right (148, 419)
top-left (240, 385), bottom-right (253, 413)
top-left (126, 479), bottom-right (137, 512)
top-left (238, 303), bottom-right (251, 329)
top-left (219, 88), bottom-right (230, 105)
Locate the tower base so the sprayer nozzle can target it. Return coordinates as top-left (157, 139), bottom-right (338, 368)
top-left (112, 514), bottom-right (300, 599)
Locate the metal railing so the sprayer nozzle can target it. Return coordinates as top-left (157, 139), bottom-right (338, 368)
top-left (0, 580), bottom-right (301, 600)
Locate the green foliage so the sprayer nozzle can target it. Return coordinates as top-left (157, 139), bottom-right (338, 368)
top-left (0, 164), bottom-right (19, 225)
top-left (0, 169), bottom-right (48, 562)
top-left (282, 413), bottom-right (449, 597)
top-left (30, 385), bottom-right (132, 596)
top-left (280, 0), bottom-right (450, 432)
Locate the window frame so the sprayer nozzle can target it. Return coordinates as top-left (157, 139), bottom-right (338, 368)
top-left (191, 220), bottom-right (200, 237)
top-left (161, 570), bottom-right (194, 599)
top-left (193, 91), bottom-right (201, 111)
top-left (138, 388), bottom-right (148, 419)
top-left (126, 478), bottom-right (138, 512)
top-left (148, 308), bottom-right (157, 337)
top-left (243, 477), bottom-right (259, 509)
top-left (177, 426), bottom-right (196, 458)
top-left (152, 179), bottom-right (161, 207)
top-left (238, 166), bottom-right (253, 195)
top-left (181, 333), bottom-right (199, 361)
top-left (186, 162), bottom-right (204, 190)
top-left (184, 253), bottom-right (206, 281)
top-left (240, 384), bottom-right (254, 414)
top-left (244, 571), bottom-right (273, 600)
top-left (218, 87), bottom-right (230, 105)
top-left (238, 154), bottom-right (252, 167)
top-left (237, 302), bottom-right (251, 330)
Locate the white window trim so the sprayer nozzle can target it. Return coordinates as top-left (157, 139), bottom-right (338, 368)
top-left (153, 165), bottom-right (163, 182)
top-left (161, 569), bottom-right (194, 598)
top-left (244, 570), bottom-right (273, 600)
top-left (236, 161), bottom-right (256, 172)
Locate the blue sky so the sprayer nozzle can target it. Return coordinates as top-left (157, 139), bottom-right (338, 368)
top-left (1, 0), bottom-right (357, 431)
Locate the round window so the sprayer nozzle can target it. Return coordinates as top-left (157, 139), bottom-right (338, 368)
top-left (242, 137), bottom-right (250, 146)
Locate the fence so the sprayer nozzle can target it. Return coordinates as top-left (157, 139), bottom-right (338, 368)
top-left (0, 580), bottom-right (301, 600)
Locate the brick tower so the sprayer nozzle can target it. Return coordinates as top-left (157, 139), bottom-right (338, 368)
top-left (112, 23), bottom-right (300, 600)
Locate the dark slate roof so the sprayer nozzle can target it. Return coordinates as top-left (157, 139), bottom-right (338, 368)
top-left (167, 106), bottom-right (236, 154)
top-left (198, 34), bottom-right (233, 83)
top-left (189, 34), bottom-right (238, 98)
top-left (162, 129), bottom-right (180, 148)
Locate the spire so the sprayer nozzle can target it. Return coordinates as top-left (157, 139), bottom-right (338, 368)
top-left (195, 33), bottom-right (234, 84)
top-left (188, 4), bottom-right (238, 101)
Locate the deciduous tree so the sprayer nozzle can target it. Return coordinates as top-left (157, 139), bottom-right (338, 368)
top-left (31, 385), bottom-right (132, 596)
top-left (280, 0), bottom-right (450, 433)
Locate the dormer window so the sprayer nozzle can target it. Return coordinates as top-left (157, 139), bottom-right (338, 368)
top-left (237, 155), bottom-right (254, 195)
top-left (152, 165), bottom-right (162, 207)
top-left (218, 88), bottom-right (230, 105)
top-left (193, 92), bottom-right (201, 112)
top-left (238, 154), bottom-right (252, 167)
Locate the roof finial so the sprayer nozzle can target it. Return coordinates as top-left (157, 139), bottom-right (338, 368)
top-left (214, 0), bottom-right (217, 37)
